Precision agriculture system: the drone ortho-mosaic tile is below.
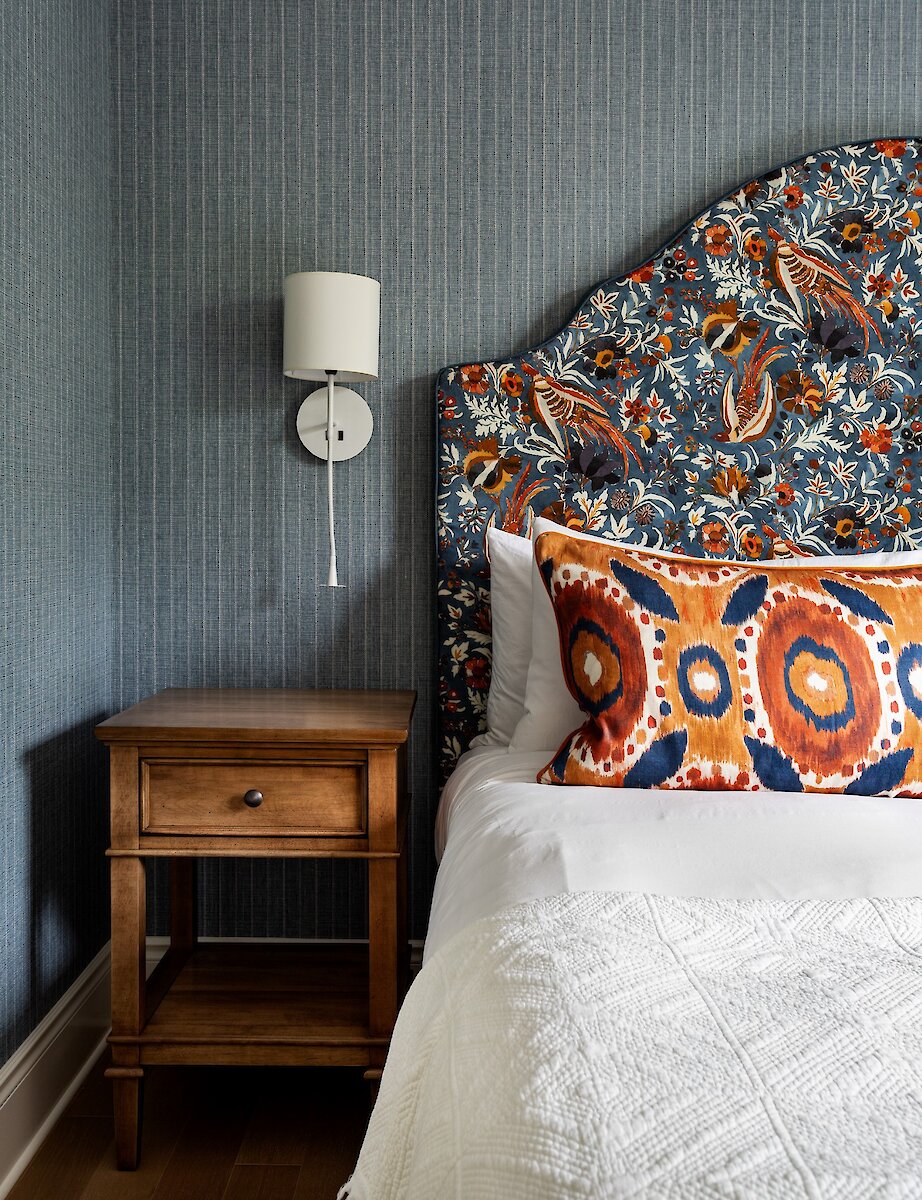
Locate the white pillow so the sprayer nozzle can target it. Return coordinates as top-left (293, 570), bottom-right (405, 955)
top-left (471, 527), bottom-right (534, 748)
top-left (509, 518), bottom-right (922, 754)
top-left (508, 521), bottom-right (605, 752)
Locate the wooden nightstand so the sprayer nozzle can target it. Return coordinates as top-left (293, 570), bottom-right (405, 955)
top-left (95, 687), bottom-right (415, 1170)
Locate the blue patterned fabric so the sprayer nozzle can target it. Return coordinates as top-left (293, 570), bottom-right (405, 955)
top-left (436, 138), bottom-right (922, 780)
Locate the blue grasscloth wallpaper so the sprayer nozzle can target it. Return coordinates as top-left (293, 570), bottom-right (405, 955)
top-left (4, 0), bottom-right (922, 1069)
top-left (113, 0), bottom-right (922, 941)
top-left (0, 0), bottom-right (113, 1063)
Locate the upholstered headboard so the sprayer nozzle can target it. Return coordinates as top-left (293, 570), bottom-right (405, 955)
top-left (436, 137), bottom-right (922, 779)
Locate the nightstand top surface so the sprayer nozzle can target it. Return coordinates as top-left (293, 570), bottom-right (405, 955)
top-left (96, 687), bottom-right (416, 745)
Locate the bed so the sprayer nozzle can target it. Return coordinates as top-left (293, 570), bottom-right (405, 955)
top-left (342, 139), bottom-right (922, 1198)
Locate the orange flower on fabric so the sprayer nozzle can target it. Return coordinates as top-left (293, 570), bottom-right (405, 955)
top-left (460, 364), bottom-right (489, 394)
top-left (628, 261), bottom-right (655, 283)
top-left (876, 139), bottom-right (907, 158)
top-left (464, 654), bottom-right (489, 690)
top-left (624, 397), bottom-right (650, 422)
top-left (783, 185), bottom-right (805, 209)
top-left (701, 521), bottom-right (729, 553)
top-left (704, 224), bottom-right (732, 256)
top-left (867, 273), bottom-right (892, 299)
top-left (740, 532), bottom-right (764, 558)
top-left (775, 482), bottom-right (795, 507)
top-left (710, 466), bottom-right (751, 500)
top-left (860, 425), bottom-right (893, 454)
top-left (501, 370), bottom-right (524, 397)
top-left (744, 234), bottom-right (767, 261)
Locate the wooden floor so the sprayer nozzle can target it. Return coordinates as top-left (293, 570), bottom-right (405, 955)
top-left (9, 1054), bottom-right (369, 1200)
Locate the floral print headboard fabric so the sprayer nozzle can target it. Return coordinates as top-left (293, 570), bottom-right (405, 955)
top-left (436, 137), bottom-right (922, 781)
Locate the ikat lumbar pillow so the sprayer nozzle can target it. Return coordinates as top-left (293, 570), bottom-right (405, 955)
top-left (535, 529), bottom-right (922, 796)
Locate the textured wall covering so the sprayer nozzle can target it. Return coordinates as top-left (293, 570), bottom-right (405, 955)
top-left (113, 0), bottom-right (922, 939)
top-left (0, 0), bottom-right (113, 1064)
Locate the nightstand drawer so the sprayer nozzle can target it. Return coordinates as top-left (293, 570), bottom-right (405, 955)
top-left (141, 757), bottom-right (366, 837)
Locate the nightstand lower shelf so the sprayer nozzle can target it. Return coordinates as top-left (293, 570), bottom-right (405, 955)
top-left (108, 943), bottom-right (386, 1068)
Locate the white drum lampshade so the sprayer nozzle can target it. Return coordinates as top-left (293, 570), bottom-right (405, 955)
top-left (282, 271), bottom-right (381, 588)
top-left (283, 272), bottom-right (380, 381)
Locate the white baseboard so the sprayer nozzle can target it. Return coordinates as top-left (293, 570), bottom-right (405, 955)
top-left (0, 934), bottom-right (424, 1197)
top-left (0, 943), bottom-right (111, 1200)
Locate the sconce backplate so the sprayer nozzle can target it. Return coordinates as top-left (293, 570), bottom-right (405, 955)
top-left (296, 386), bottom-right (374, 462)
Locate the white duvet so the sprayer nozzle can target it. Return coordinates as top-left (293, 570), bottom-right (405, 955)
top-left (343, 891), bottom-right (922, 1199)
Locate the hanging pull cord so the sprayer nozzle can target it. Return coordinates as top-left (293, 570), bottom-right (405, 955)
top-left (325, 369), bottom-right (341, 587)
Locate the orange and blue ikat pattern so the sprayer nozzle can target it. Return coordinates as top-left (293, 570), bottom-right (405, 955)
top-left (536, 529), bottom-right (922, 795)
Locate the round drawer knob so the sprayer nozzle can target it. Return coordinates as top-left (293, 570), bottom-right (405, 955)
top-left (243, 789), bottom-right (263, 809)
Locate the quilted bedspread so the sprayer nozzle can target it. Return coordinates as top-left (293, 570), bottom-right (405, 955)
top-left (342, 892), bottom-right (922, 1199)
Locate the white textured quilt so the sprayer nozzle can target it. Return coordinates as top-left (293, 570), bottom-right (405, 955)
top-left (343, 892), bottom-right (922, 1199)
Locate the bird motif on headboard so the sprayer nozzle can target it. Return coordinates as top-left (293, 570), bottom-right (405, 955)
top-left (436, 137), bottom-right (922, 779)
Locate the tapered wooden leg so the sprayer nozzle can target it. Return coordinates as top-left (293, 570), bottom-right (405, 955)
top-left (106, 1067), bottom-right (143, 1169)
top-left (396, 837), bottom-right (409, 998)
top-left (366, 749), bottom-right (408, 1095)
top-left (363, 1068), bottom-right (382, 1105)
top-left (368, 858), bottom-right (399, 1044)
top-left (109, 855), bottom-right (146, 1168)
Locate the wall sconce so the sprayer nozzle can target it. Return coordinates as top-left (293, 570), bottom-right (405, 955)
top-left (283, 271), bottom-right (380, 587)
